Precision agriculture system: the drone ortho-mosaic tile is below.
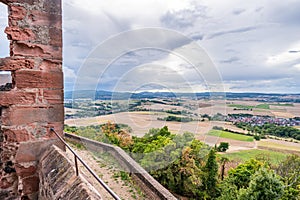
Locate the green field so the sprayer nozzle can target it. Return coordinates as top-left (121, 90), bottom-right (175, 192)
top-left (255, 104), bottom-right (270, 109)
top-left (228, 104), bottom-right (254, 109)
top-left (222, 149), bottom-right (288, 165)
top-left (228, 104), bottom-right (270, 110)
top-left (208, 130), bottom-right (254, 142)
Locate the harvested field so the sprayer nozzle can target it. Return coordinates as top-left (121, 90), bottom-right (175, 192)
top-left (258, 139), bottom-right (300, 153)
top-left (65, 111), bottom-right (246, 137)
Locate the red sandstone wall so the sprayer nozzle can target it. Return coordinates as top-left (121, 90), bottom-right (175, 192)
top-left (0, 0), bottom-right (63, 199)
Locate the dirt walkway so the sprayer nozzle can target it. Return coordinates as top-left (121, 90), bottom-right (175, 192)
top-left (65, 145), bottom-right (149, 200)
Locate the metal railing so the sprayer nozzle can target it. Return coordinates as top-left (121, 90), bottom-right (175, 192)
top-left (50, 128), bottom-right (121, 200)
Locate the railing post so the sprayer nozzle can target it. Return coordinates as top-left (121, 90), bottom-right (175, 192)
top-left (74, 155), bottom-right (79, 176)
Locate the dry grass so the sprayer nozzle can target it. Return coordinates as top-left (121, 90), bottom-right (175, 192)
top-left (258, 139), bottom-right (300, 152)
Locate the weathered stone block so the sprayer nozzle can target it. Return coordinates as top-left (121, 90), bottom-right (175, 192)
top-left (0, 91), bottom-right (36, 106)
top-left (38, 59), bottom-right (62, 71)
top-left (49, 27), bottom-right (62, 47)
top-left (2, 105), bottom-right (64, 126)
top-left (12, 42), bottom-right (62, 60)
top-left (0, 57), bottom-right (34, 70)
top-left (14, 70), bottom-right (63, 89)
top-left (28, 10), bottom-right (61, 28)
top-left (43, 89), bottom-right (63, 104)
top-left (8, 5), bottom-right (27, 21)
top-left (2, 128), bottom-right (34, 142)
top-left (5, 27), bottom-right (35, 41)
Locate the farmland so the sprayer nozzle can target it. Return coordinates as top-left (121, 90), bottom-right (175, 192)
top-left (64, 94), bottom-right (300, 199)
top-left (207, 130), bottom-right (254, 142)
top-left (65, 96), bottom-right (300, 157)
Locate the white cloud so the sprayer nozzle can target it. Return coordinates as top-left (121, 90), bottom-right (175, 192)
top-left (294, 64), bottom-right (300, 71)
top-left (266, 41), bottom-right (300, 65)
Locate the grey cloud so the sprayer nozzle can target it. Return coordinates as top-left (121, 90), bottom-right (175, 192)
top-left (206, 26), bottom-right (260, 39)
top-left (255, 7), bottom-right (264, 13)
top-left (220, 57), bottom-right (240, 64)
top-left (227, 78), bottom-right (299, 93)
top-left (289, 50), bottom-right (300, 53)
top-left (189, 32), bottom-right (204, 41)
top-left (267, 1), bottom-right (300, 26)
top-left (232, 8), bottom-right (246, 15)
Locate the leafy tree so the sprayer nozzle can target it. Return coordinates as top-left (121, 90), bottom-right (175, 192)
top-left (217, 179), bottom-right (239, 200)
top-left (101, 121), bottom-right (133, 150)
top-left (148, 132), bottom-right (210, 198)
top-left (227, 159), bottom-right (263, 189)
top-left (217, 142), bottom-right (229, 152)
top-left (238, 168), bottom-right (284, 200)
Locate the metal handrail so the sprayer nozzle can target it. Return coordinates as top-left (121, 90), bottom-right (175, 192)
top-left (50, 128), bottom-right (121, 200)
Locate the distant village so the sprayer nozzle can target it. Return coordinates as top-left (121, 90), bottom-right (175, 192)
top-left (226, 114), bottom-right (300, 127)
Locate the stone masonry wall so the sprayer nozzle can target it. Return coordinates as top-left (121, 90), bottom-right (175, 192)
top-left (39, 145), bottom-right (102, 200)
top-left (0, 0), bottom-right (64, 199)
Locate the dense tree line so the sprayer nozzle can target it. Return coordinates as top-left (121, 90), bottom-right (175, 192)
top-left (157, 115), bottom-right (194, 122)
top-left (235, 122), bottom-right (300, 140)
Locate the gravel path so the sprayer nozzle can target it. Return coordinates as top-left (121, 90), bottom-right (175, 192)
top-left (65, 145), bottom-right (149, 200)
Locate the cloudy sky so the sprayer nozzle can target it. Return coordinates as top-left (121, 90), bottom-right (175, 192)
top-left (1, 0), bottom-right (300, 93)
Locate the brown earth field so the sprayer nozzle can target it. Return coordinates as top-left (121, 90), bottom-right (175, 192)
top-left (65, 111), bottom-right (243, 137)
top-left (65, 111), bottom-right (258, 152)
top-left (65, 100), bottom-right (300, 153)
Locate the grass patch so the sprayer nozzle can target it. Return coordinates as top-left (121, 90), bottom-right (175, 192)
top-left (228, 104), bottom-right (254, 109)
top-left (228, 104), bottom-right (270, 110)
top-left (208, 130), bottom-right (254, 142)
top-left (223, 149), bottom-right (288, 165)
top-left (255, 104), bottom-right (270, 109)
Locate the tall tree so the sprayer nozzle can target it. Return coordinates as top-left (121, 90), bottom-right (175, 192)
top-left (202, 149), bottom-right (219, 198)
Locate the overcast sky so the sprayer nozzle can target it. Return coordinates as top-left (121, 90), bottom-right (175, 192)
top-left (1, 0), bottom-right (300, 93)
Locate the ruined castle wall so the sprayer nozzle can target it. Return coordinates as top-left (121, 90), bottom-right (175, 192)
top-left (39, 145), bottom-right (102, 200)
top-left (0, 0), bottom-right (64, 199)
